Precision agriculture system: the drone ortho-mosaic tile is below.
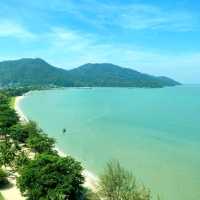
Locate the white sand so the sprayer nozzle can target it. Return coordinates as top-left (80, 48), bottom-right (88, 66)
top-left (14, 96), bottom-right (29, 123)
top-left (0, 170), bottom-right (25, 200)
top-left (1, 95), bottom-right (99, 200)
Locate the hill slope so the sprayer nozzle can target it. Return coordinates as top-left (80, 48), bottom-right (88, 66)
top-left (0, 58), bottom-right (180, 88)
top-left (0, 58), bottom-right (72, 87)
top-left (69, 63), bottom-right (180, 87)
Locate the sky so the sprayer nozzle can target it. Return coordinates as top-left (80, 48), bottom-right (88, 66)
top-left (0, 0), bottom-right (200, 83)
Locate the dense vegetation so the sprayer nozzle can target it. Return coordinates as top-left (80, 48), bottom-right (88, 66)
top-left (0, 87), bottom-right (157, 199)
top-left (18, 154), bottom-right (84, 200)
top-left (0, 58), bottom-right (180, 88)
top-left (69, 63), bottom-right (180, 88)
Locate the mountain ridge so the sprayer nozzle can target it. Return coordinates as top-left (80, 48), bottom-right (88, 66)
top-left (0, 58), bottom-right (181, 88)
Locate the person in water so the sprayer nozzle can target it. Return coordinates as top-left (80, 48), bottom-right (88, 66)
top-left (62, 128), bottom-right (66, 134)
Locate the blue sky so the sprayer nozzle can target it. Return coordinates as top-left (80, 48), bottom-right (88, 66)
top-left (0, 0), bottom-right (200, 83)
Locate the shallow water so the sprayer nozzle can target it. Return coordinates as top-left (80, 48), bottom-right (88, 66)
top-left (20, 86), bottom-right (200, 200)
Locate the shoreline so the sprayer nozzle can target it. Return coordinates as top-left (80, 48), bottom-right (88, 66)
top-left (14, 95), bottom-right (99, 192)
top-left (14, 96), bottom-right (29, 123)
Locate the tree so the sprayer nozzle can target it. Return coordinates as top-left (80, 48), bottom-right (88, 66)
top-left (0, 107), bottom-right (19, 137)
top-left (0, 168), bottom-right (8, 187)
top-left (0, 141), bottom-right (16, 168)
top-left (9, 123), bottom-right (28, 143)
top-left (0, 107), bottom-right (19, 129)
top-left (17, 153), bottom-right (84, 200)
top-left (27, 133), bottom-right (55, 154)
top-left (0, 93), bottom-right (9, 105)
top-left (98, 161), bottom-right (151, 200)
top-left (9, 121), bottom-right (39, 143)
top-left (15, 151), bottom-right (30, 171)
top-left (22, 121), bottom-right (41, 137)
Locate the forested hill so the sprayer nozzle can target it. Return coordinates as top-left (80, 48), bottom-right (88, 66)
top-left (0, 58), bottom-right (72, 87)
top-left (0, 58), bottom-right (180, 88)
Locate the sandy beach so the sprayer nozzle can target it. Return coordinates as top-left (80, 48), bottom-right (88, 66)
top-left (14, 96), bottom-right (29, 123)
top-left (1, 95), bottom-right (99, 200)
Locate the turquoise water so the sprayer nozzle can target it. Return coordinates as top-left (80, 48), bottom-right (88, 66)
top-left (20, 86), bottom-right (200, 200)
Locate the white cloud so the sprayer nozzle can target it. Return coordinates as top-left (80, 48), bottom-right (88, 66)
top-left (100, 3), bottom-right (197, 31)
top-left (49, 27), bottom-right (93, 51)
top-left (21, 0), bottom-right (198, 32)
top-left (0, 24), bottom-right (199, 82)
top-left (64, 1), bottom-right (199, 32)
top-left (0, 20), bottom-right (36, 39)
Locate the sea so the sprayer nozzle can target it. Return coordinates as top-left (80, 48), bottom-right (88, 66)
top-left (19, 85), bottom-right (200, 200)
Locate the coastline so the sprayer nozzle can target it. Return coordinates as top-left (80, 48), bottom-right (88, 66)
top-left (14, 96), bottom-right (29, 123)
top-left (14, 95), bottom-right (99, 192)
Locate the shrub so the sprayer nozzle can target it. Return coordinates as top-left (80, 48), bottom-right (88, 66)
top-left (84, 188), bottom-right (101, 200)
top-left (98, 160), bottom-right (151, 200)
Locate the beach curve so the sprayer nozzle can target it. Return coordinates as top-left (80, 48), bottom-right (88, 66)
top-left (15, 94), bottom-right (99, 191)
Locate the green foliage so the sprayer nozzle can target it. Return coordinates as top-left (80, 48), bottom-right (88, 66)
top-left (17, 153), bottom-right (84, 200)
top-left (84, 188), bottom-right (101, 200)
top-left (0, 58), bottom-right (72, 87)
top-left (9, 97), bottom-right (15, 109)
top-left (0, 93), bottom-right (9, 105)
top-left (0, 92), bottom-right (19, 139)
top-left (0, 168), bottom-right (8, 187)
top-left (15, 151), bottom-right (30, 171)
top-left (99, 160), bottom-right (151, 200)
top-left (0, 58), bottom-right (180, 88)
top-left (69, 63), bottom-right (180, 88)
top-left (0, 141), bottom-right (17, 168)
top-left (0, 192), bottom-right (5, 200)
top-left (27, 132), bottom-right (55, 154)
top-left (9, 124), bottom-right (29, 143)
top-left (9, 121), bottom-right (38, 143)
top-left (0, 107), bottom-right (19, 131)
top-left (3, 86), bottom-right (55, 97)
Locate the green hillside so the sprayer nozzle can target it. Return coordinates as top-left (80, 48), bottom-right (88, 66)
top-left (0, 58), bottom-right (180, 88)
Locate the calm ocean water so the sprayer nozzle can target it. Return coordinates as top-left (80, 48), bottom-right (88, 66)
top-left (20, 86), bottom-right (200, 200)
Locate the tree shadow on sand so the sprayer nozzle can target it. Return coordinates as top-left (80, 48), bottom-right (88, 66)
top-left (0, 181), bottom-right (14, 190)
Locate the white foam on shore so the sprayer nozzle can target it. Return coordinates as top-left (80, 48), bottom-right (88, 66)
top-left (15, 95), bottom-right (99, 192)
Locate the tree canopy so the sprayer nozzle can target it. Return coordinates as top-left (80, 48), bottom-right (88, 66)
top-left (27, 132), bottom-right (55, 154)
top-left (0, 140), bottom-right (17, 168)
top-left (9, 121), bottom-right (39, 143)
top-left (17, 153), bottom-right (84, 200)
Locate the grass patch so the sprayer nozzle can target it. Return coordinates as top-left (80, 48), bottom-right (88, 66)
top-left (9, 97), bottom-right (16, 109)
top-left (0, 193), bottom-right (5, 200)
